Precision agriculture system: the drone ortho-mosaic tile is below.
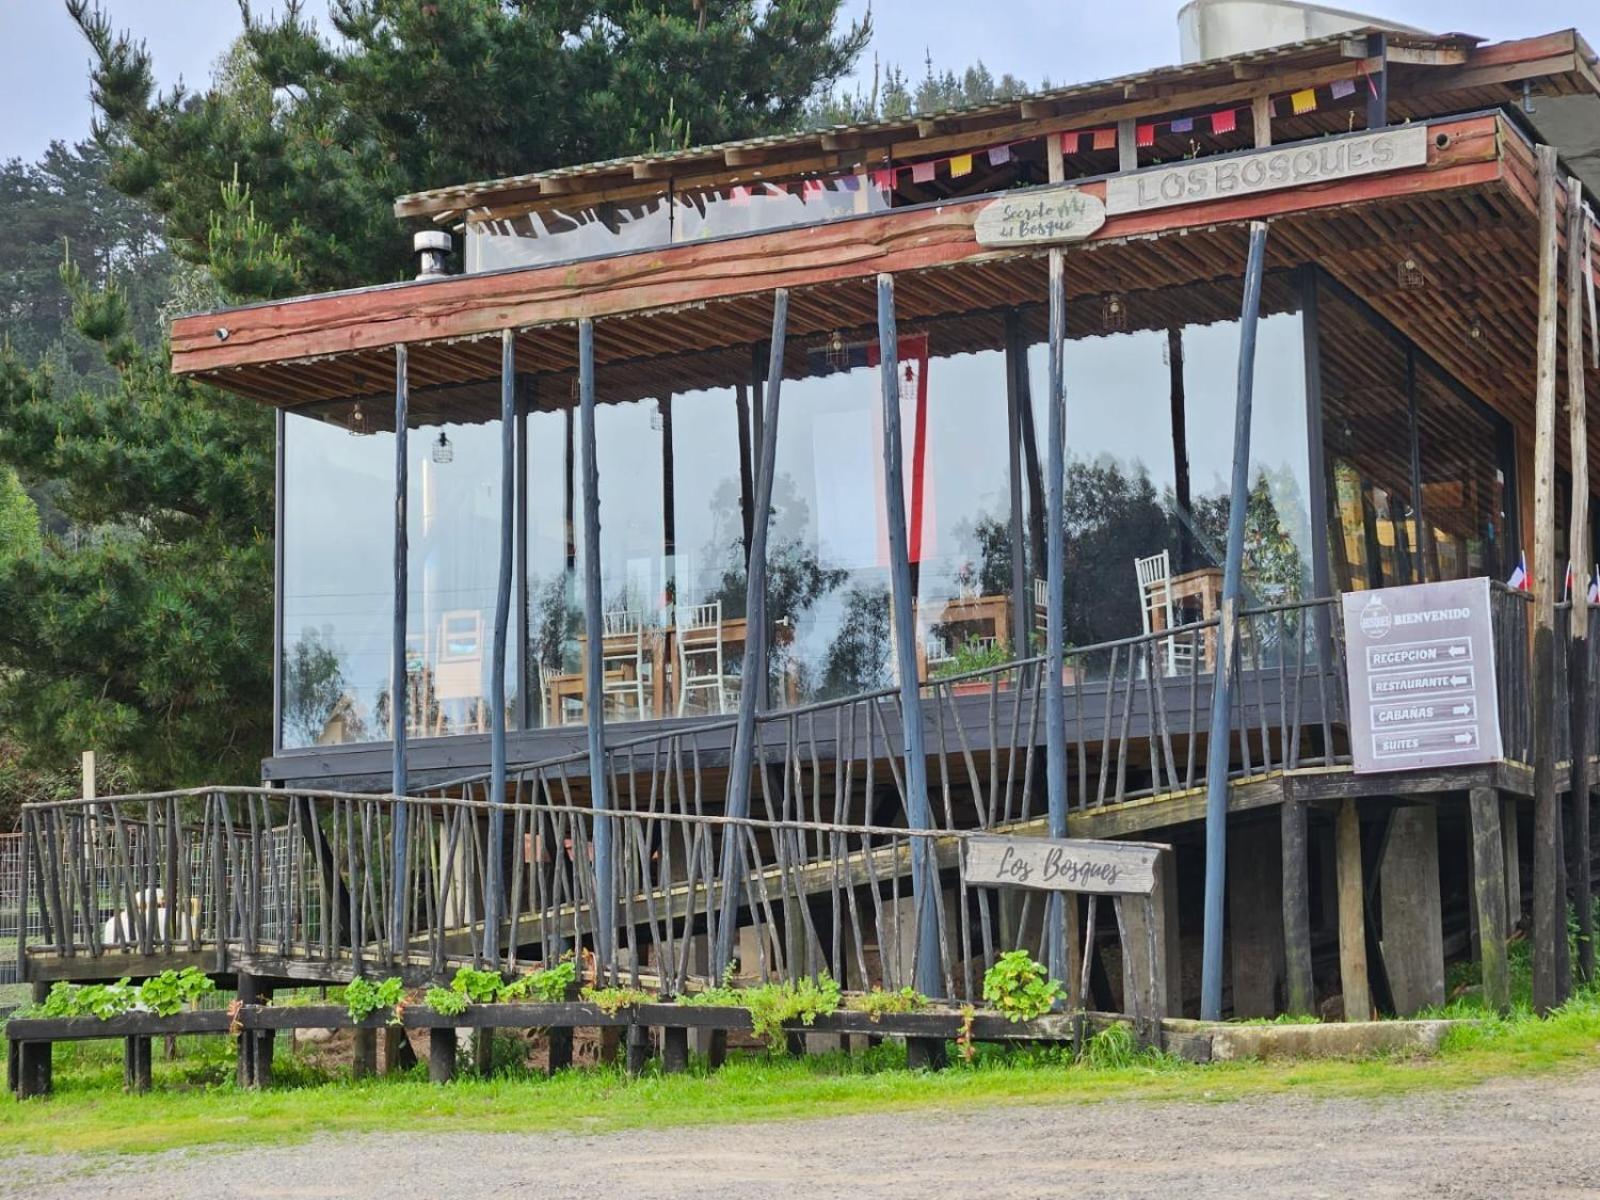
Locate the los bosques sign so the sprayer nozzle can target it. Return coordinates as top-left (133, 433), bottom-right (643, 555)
top-left (1104, 125), bottom-right (1427, 215)
top-left (963, 834), bottom-right (1160, 896)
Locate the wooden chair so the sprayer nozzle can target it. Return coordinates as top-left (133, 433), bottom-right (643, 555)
top-left (600, 610), bottom-right (648, 719)
top-left (1134, 551), bottom-right (1195, 676)
top-left (675, 601), bottom-right (736, 715)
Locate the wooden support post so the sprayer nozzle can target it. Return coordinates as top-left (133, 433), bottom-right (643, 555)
top-left (1281, 794), bottom-right (1316, 1015)
top-left (714, 292), bottom-right (789, 977)
top-left (390, 343), bottom-right (410, 948)
top-left (471, 1028), bottom-right (494, 1077)
top-left (235, 974), bottom-right (272, 1088)
top-left (1043, 247), bottom-right (1070, 985)
top-left (1503, 798), bottom-right (1523, 928)
top-left (1469, 787), bottom-right (1512, 1013)
top-left (14, 1041), bottom-right (51, 1099)
top-left (383, 1026), bottom-right (416, 1075)
top-left (1532, 142), bottom-right (1570, 1014)
top-left (1566, 173), bottom-right (1594, 984)
top-left (1251, 94), bottom-right (1272, 148)
top-left (1229, 821), bottom-right (1285, 1018)
top-left (625, 1023), bottom-right (652, 1077)
top-left (661, 1026), bottom-right (690, 1074)
top-left (1378, 806), bottom-right (1445, 1015)
top-left (1201, 220), bottom-right (1270, 1020)
top-left (428, 1027), bottom-right (457, 1084)
top-left (876, 273), bottom-right (942, 1000)
top-left (123, 1035), bottom-right (152, 1094)
top-left (1116, 117), bottom-right (1137, 173)
top-left (706, 1029), bottom-right (728, 1070)
top-left (482, 328), bottom-right (516, 963)
top-left (351, 1028), bottom-right (378, 1080)
top-left (906, 1037), bottom-right (948, 1072)
top-left (1365, 32), bottom-right (1388, 129)
top-left (1335, 798), bottom-right (1371, 1021)
top-left (546, 1027), bottom-right (574, 1075)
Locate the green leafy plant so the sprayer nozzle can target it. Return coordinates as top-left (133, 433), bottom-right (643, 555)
top-left (931, 635), bottom-right (1011, 681)
top-left (449, 967), bottom-right (507, 1006)
top-left (424, 986), bottom-right (469, 1017)
top-left (744, 973), bottom-right (842, 1050)
top-left (846, 986), bottom-right (929, 1020)
top-left (581, 985), bottom-right (655, 1016)
top-left (137, 967), bottom-right (216, 1017)
top-left (504, 959), bottom-right (576, 1003)
top-left (678, 964), bottom-right (741, 1007)
top-left (982, 950), bottom-right (1062, 1022)
top-left (344, 976), bottom-right (404, 1024)
top-left (36, 978), bottom-right (138, 1020)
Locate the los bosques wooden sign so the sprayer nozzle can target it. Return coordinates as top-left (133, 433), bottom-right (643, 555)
top-left (963, 834), bottom-right (1160, 895)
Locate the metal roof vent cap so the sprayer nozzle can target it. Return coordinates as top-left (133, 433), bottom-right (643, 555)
top-left (414, 230), bottom-right (453, 280)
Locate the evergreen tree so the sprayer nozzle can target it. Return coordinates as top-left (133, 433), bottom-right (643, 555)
top-left (0, 1), bottom-right (873, 801)
top-left (71, 0), bottom-right (871, 294)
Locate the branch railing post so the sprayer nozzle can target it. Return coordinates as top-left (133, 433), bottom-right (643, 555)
top-left (1043, 248), bottom-right (1070, 986)
top-left (482, 329), bottom-right (516, 965)
top-left (875, 273), bottom-right (943, 1001)
top-left (577, 318), bottom-right (615, 977)
top-left (1200, 220), bottom-right (1269, 1021)
top-left (390, 344), bottom-right (410, 954)
top-left (713, 290), bottom-right (788, 979)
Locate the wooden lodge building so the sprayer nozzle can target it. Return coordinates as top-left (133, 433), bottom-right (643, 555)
top-left (13, 9), bottom-right (1600, 1038)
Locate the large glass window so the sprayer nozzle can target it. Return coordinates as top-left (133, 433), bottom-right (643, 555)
top-left (281, 395), bottom-right (510, 749)
top-left (1316, 278), bottom-right (1512, 592)
top-left (1025, 276), bottom-right (1313, 651)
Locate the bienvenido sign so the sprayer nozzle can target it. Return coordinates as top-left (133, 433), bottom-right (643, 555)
top-left (963, 834), bottom-right (1161, 896)
top-left (1103, 125), bottom-right (1428, 216)
top-left (974, 186), bottom-right (1107, 246)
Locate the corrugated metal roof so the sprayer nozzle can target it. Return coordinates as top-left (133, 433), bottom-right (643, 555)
top-left (393, 26), bottom-right (1484, 220)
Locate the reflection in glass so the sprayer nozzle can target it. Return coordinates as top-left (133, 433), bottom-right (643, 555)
top-left (281, 398), bottom-right (510, 748)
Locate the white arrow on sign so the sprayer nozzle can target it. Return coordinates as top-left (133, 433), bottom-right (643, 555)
top-left (1449, 645), bottom-right (1467, 657)
top-left (1454, 732), bottom-right (1475, 745)
top-left (1449, 675), bottom-right (1468, 686)
top-left (1451, 703), bottom-right (1472, 716)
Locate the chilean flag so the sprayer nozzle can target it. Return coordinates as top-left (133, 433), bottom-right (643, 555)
top-left (1590, 568), bottom-right (1600, 605)
top-left (1507, 552), bottom-right (1530, 591)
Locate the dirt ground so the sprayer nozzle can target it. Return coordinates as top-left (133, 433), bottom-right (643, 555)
top-left (5, 1068), bottom-right (1600, 1199)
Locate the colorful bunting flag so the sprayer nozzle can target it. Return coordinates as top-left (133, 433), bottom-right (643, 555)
top-left (950, 153), bottom-right (974, 177)
top-left (728, 185), bottom-right (751, 206)
top-left (911, 160), bottom-right (936, 184)
top-left (987, 144), bottom-right (1012, 166)
top-left (1136, 123), bottom-right (1156, 148)
top-left (1210, 108), bottom-right (1236, 135)
top-left (840, 174), bottom-right (860, 191)
top-left (1291, 88), bottom-right (1317, 115)
top-left (802, 178), bottom-right (826, 196)
top-left (872, 168), bottom-right (896, 191)
top-left (1268, 97), bottom-right (1281, 118)
top-left (1331, 78), bottom-right (1357, 100)
top-left (1170, 116), bottom-right (1194, 134)
top-left (1092, 127), bottom-right (1116, 151)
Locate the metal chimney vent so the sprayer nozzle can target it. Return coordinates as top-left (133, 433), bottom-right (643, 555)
top-left (414, 230), bottom-right (453, 280)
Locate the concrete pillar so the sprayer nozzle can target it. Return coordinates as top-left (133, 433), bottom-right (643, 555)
top-left (1379, 805), bottom-right (1446, 1015)
top-left (1229, 822), bottom-right (1285, 1017)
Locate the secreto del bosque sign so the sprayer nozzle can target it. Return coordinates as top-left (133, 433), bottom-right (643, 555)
top-left (1341, 577), bottom-right (1503, 774)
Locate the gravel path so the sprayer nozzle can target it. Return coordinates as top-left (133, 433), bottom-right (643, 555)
top-left (6, 1069), bottom-right (1600, 1199)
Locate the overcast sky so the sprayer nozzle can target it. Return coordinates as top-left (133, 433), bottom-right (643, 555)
top-left (2, 0), bottom-right (1594, 164)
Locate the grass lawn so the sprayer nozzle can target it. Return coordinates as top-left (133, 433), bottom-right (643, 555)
top-left (4, 983), bottom-right (1600, 1159)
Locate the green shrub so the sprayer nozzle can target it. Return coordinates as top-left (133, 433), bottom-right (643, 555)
top-left (744, 973), bottom-right (842, 1050)
top-left (137, 968), bottom-right (216, 1017)
top-left (846, 986), bottom-right (929, 1020)
top-left (449, 967), bottom-right (506, 1005)
top-left (581, 985), bottom-right (655, 1016)
top-left (504, 959), bottom-right (576, 1003)
top-left (1081, 1021), bottom-right (1136, 1069)
top-left (37, 979), bottom-right (138, 1020)
top-left (982, 950), bottom-right (1062, 1022)
top-left (344, 976), bottom-right (404, 1024)
top-left (425, 987), bottom-right (469, 1017)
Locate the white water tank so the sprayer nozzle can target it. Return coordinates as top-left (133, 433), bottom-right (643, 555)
top-left (1177, 0), bottom-right (1427, 63)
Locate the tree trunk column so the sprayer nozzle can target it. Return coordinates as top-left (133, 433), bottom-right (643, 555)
top-left (1469, 787), bottom-right (1512, 1012)
top-left (1378, 805), bottom-right (1445, 1016)
top-left (1335, 798), bottom-right (1371, 1021)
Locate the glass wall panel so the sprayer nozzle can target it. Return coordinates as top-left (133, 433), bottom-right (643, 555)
top-left (765, 315), bottom-right (1016, 702)
top-left (466, 197), bottom-right (673, 272)
top-left (1317, 284), bottom-right (1419, 591)
top-left (527, 352), bottom-right (750, 726)
top-left (1025, 276), bottom-right (1312, 652)
top-left (673, 177), bottom-right (891, 242)
top-left (1414, 361), bottom-right (1509, 582)
top-left (281, 393), bottom-right (510, 749)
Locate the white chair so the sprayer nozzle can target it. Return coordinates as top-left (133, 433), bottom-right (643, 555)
top-left (600, 609), bottom-right (648, 719)
top-left (1033, 578), bottom-right (1049, 633)
top-left (1134, 551), bottom-right (1195, 676)
top-left (676, 601), bottom-right (736, 715)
